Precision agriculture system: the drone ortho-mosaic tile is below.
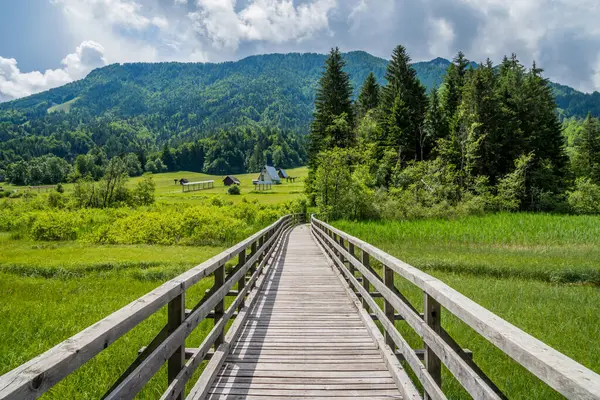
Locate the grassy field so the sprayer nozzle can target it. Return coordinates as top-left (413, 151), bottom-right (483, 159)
top-left (333, 213), bottom-right (600, 399)
top-left (3, 166), bottom-right (308, 205)
top-left (0, 228), bottom-right (229, 398)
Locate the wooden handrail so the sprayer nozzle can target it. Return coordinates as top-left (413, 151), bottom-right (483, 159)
top-left (0, 214), bottom-right (298, 400)
top-left (311, 215), bottom-right (600, 400)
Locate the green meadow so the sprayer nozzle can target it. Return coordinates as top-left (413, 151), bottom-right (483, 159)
top-left (3, 166), bottom-right (309, 205)
top-left (333, 213), bottom-right (600, 398)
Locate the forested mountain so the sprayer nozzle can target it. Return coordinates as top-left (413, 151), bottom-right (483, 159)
top-left (1, 50), bottom-right (599, 183)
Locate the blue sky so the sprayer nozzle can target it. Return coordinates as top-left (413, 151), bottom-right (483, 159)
top-left (1, 0), bottom-right (600, 101)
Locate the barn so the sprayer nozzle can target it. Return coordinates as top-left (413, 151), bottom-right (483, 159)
top-left (223, 175), bottom-right (241, 186)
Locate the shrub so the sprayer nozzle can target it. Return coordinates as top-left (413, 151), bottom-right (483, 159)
top-left (228, 185), bottom-right (241, 195)
top-left (47, 191), bottom-right (65, 208)
top-left (30, 212), bottom-right (79, 241)
top-left (568, 178), bottom-right (600, 214)
top-left (132, 174), bottom-right (156, 206)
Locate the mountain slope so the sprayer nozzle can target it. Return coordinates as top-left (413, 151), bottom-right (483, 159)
top-left (0, 51), bottom-right (597, 163)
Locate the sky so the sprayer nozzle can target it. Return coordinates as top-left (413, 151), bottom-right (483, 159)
top-left (1, 0), bottom-right (600, 102)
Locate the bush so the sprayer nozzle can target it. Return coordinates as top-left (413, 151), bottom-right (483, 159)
top-left (228, 185), bottom-right (241, 195)
top-left (30, 212), bottom-right (79, 241)
top-left (47, 191), bottom-right (65, 208)
top-left (568, 178), bottom-right (600, 214)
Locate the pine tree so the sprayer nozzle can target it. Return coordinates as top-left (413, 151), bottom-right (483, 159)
top-left (309, 47), bottom-right (355, 168)
top-left (424, 87), bottom-right (446, 157)
top-left (358, 72), bottom-right (380, 116)
top-left (574, 114), bottom-right (600, 184)
top-left (379, 45), bottom-right (427, 163)
top-left (160, 144), bottom-right (175, 172)
top-left (441, 51), bottom-right (470, 119)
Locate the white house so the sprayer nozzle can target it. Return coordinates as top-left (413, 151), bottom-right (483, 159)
top-left (257, 165), bottom-right (282, 184)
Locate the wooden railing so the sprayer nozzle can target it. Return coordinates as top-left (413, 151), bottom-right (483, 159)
top-left (311, 215), bottom-right (600, 400)
top-left (0, 214), bottom-right (302, 400)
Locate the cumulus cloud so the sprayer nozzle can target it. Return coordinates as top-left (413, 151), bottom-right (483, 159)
top-left (0, 41), bottom-right (106, 102)
top-left (3, 0), bottom-right (600, 101)
top-left (189, 0), bottom-right (336, 50)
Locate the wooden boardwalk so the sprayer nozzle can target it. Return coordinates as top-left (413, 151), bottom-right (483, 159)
top-left (204, 225), bottom-right (403, 399)
top-left (3, 215), bottom-right (600, 400)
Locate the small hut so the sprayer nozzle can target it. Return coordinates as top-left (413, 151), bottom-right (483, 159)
top-left (223, 175), bottom-right (241, 186)
top-left (277, 168), bottom-right (289, 179)
top-left (257, 165), bottom-right (281, 184)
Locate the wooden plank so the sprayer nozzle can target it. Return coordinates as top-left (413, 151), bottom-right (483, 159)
top-left (312, 226), bottom-right (422, 400)
top-left (200, 225), bottom-right (405, 400)
top-left (186, 222), bottom-right (293, 400)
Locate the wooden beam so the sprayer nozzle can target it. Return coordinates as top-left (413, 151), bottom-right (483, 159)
top-left (424, 294), bottom-right (442, 400)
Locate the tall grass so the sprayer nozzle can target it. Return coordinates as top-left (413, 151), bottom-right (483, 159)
top-left (334, 213), bottom-right (600, 284)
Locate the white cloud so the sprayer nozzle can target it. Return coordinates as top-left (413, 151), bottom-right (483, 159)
top-left (0, 41), bottom-right (106, 102)
top-left (190, 0), bottom-right (336, 50)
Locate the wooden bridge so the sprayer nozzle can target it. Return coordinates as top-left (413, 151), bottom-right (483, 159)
top-left (1, 215), bottom-right (600, 399)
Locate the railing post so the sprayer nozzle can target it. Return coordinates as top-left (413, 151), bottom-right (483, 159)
top-left (249, 240), bottom-right (258, 289)
top-left (361, 251), bottom-right (370, 311)
top-left (424, 293), bottom-right (442, 399)
top-left (348, 242), bottom-right (356, 277)
top-left (167, 293), bottom-right (185, 400)
top-left (383, 265), bottom-right (395, 349)
top-left (338, 235), bottom-right (346, 266)
top-left (237, 248), bottom-right (246, 311)
top-left (214, 264), bottom-right (225, 347)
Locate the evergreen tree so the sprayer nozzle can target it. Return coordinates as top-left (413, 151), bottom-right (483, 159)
top-left (358, 72), bottom-right (380, 116)
top-left (573, 114), bottom-right (600, 184)
top-left (160, 144), bottom-right (176, 171)
top-left (441, 51), bottom-right (470, 119)
top-left (379, 45), bottom-right (428, 163)
top-left (309, 47), bottom-right (355, 168)
top-left (424, 87), bottom-right (446, 157)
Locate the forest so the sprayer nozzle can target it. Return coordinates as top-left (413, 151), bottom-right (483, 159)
top-left (308, 47), bottom-right (600, 218)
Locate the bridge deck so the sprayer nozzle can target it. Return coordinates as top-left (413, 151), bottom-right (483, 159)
top-left (205, 225), bottom-right (403, 399)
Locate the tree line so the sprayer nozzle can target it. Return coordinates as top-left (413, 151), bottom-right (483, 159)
top-left (3, 127), bottom-right (306, 185)
top-left (308, 46), bottom-right (600, 218)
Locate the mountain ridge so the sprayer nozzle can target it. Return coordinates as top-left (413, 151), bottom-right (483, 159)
top-left (2, 50), bottom-right (598, 120)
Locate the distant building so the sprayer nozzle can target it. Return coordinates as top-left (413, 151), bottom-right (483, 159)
top-left (257, 165), bottom-right (282, 184)
top-left (223, 175), bottom-right (241, 186)
top-left (277, 168), bottom-right (289, 179)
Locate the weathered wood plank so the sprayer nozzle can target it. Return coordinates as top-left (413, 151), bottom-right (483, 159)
top-left (200, 225), bottom-right (405, 399)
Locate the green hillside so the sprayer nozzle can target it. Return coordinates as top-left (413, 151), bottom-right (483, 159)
top-left (0, 51), bottom-right (598, 170)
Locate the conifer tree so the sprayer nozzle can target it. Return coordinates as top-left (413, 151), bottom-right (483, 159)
top-left (379, 45), bottom-right (427, 163)
top-left (424, 87), bottom-right (446, 157)
top-left (358, 72), bottom-right (380, 116)
top-left (308, 47), bottom-right (355, 168)
top-left (573, 114), bottom-right (600, 183)
top-left (441, 51), bottom-right (470, 121)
